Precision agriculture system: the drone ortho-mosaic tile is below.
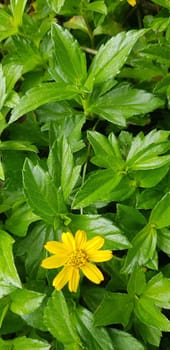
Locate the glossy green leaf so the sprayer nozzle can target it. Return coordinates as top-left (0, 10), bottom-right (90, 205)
top-left (121, 225), bottom-right (157, 274)
top-left (0, 230), bottom-right (21, 297)
top-left (74, 306), bottom-right (115, 350)
top-left (157, 228), bottom-right (170, 255)
top-left (143, 273), bottom-right (170, 309)
top-left (44, 291), bottom-right (78, 345)
top-left (5, 200), bottom-right (39, 237)
top-left (135, 296), bottom-right (170, 331)
top-left (0, 140), bottom-right (38, 152)
top-left (134, 316), bottom-right (162, 347)
top-left (85, 29), bottom-right (146, 91)
top-left (23, 158), bottom-right (66, 223)
top-left (51, 24), bottom-right (87, 85)
top-left (72, 169), bottom-right (122, 209)
top-left (127, 266), bottom-right (146, 297)
top-left (109, 328), bottom-right (145, 350)
top-left (94, 292), bottom-right (133, 327)
top-left (10, 288), bottom-right (45, 316)
top-left (88, 85), bottom-right (163, 126)
top-left (149, 192), bottom-right (170, 228)
top-left (0, 64), bottom-right (6, 110)
top-left (0, 337), bottom-right (50, 350)
top-left (9, 83), bottom-right (77, 123)
top-left (0, 9), bottom-right (17, 41)
top-left (70, 213), bottom-right (130, 249)
top-left (87, 1), bottom-right (107, 14)
top-left (10, 0), bottom-right (27, 25)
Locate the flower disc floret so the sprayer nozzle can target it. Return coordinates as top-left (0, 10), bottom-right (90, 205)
top-left (41, 229), bottom-right (112, 292)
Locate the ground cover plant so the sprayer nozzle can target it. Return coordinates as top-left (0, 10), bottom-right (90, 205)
top-left (0, 0), bottom-right (170, 349)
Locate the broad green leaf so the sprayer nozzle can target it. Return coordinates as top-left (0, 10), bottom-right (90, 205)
top-left (0, 9), bottom-right (17, 41)
top-left (134, 316), bottom-right (162, 347)
top-left (0, 141), bottom-right (38, 152)
top-left (61, 137), bottom-right (81, 201)
top-left (126, 129), bottom-right (170, 164)
top-left (87, 1), bottom-right (107, 14)
top-left (44, 291), bottom-right (78, 345)
top-left (5, 200), bottom-right (39, 237)
top-left (23, 158), bottom-right (66, 224)
top-left (74, 306), bottom-right (115, 350)
top-left (0, 158), bottom-right (5, 181)
top-left (88, 85), bottom-right (163, 126)
top-left (149, 192), bottom-right (170, 228)
top-left (133, 166), bottom-right (169, 188)
top-left (127, 266), bottom-right (146, 297)
top-left (2, 64), bottom-right (23, 94)
top-left (94, 292), bottom-right (133, 327)
top-left (10, 0), bottom-right (27, 25)
top-left (121, 225), bottom-right (157, 274)
top-left (72, 169), bottom-right (122, 209)
top-left (47, 0), bottom-right (65, 12)
top-left (143, 273), bottom-right (170, 309)
top-left (141, 44), bottom-right (170, 65)
top-left (0, 337), bottom-right (50, 350)
top-left (0, 64), bottom-right (6, 110)
top-left (109, 328), bottom-right (145, 350)
top-left (157, 228), bottom-right (170, 255)
top-left (10, 288), bottom-right (45, 316)
top-left (87, 130), bottom-right (124, 169)
top-left (136, 188), bottom-right (163, 210)
top-left (116, 204), bottom-right (147, 236)
top-left (9, 83), bottom-right (77, 123)
top-left (69, 213), bottom-right (130, 250)
top-left (51, 24), bottom-right (87, 85)
top-left (0, 230), bottom-right (21, 298)
top-left (135, 296), bottom-right (170, 331)
top-left (85, 29), bottom-right (147, 92)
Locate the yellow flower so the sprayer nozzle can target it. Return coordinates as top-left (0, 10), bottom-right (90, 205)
top-left (41, 230), bottom-right (112, 292)
top-left (127, 0), bottom-right (136, 6)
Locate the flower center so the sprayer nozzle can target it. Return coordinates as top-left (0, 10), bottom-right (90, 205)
top-left (65, 249), bottom-right (88, 267)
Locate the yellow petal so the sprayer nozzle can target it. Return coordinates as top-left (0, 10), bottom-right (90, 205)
top-left (44, 241), bottom-right (66, 254)
top-left (75, 230), bottom-right (87, 249)
top-left (41, 255), bottom-right (67, 269)
top-left (127, 0), bottom-right (136, 6)
top-left (81, 262), bottom-right (104, 284)
top-left (52, 267), bottom-right (70, 291)
top-left (68, 267), bottom-right (80, 292)
top-left (88, 250), bottom-right (113, 262)
top-left (85, 236), bottom-right (104, 252)
top-left (62, 232), bottom-right (75, 251)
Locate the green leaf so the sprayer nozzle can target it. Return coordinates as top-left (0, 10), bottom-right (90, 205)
top-left (133, 166), bottom-right (169, 188)
top-left (12, 336), bottom-right (50, 350)
top-left (134, 316), bottom-right (162, 347)
top-left (9, 83), bottom-right (77, 123)
top-left (74, 306), bottom-right (115, 350)
top-left (85, 29), bottom-right (146, 92)
top-left (149, 192), bottom-right (170, 228)
top-left (0, 140), bottom-right (38, 152)
top-left (0, 9), bottom-right (17, 41)
top-left (47, 0), bottom-right (65, 12)
top-left (10, 288), bottom-right (45, 316)
top-left (88, 85), bottom-right (163, 126)
top-left (0, 230), bottom-right (21, 298)
top-left (51, 24), bottom-right (87, 85)
top-left (10, 0), bottom-right (27, 25)
top-left (70, 213), bottom-right (131, 250)
top-left (135, 296), bottom-right (170, 331)
top-left (5, 200), bottom-right (39, 237)
top-left (23, 158), bottom-right (66, 224)
top-left (94, 292), bottom-right (133, 327)
top-left (72, 169), bottom-right (122, 209)
top-left (121, 225), bottom-right (157, 274)
top-left (0, 64), bottom-right (7, 110)
top-left (87, 1), bottom-right (107, 15)
top-left (127, 266), bottom-right (146, 297)
top-left (61, 137), bottom-right (81, 201)
top-left (3, 64), bottom-right (23, 94)
top-left (87, 130), bottom-right (124, 169)
top-left (109, 328), bottom-right (145, 350)
top-left (157, 228), bottom-right (170, 255)
top-left (143, 273), bottom-right (170, 309)
top-left (44, 290), bottom-right (78, 345)
top-left (116, 204), bottom-right (147, 236)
